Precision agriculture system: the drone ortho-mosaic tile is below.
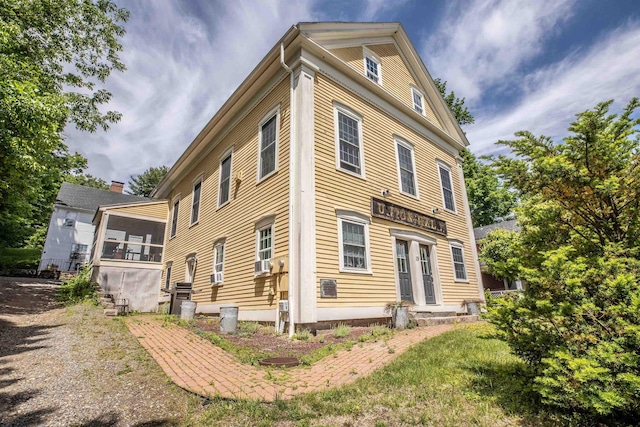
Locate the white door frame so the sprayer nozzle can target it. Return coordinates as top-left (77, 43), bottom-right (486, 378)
top-left (390, 228), bottom-right (442, 306)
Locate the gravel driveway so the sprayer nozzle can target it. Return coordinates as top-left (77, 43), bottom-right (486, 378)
top-left (0, 277), bottom-right (192, 427)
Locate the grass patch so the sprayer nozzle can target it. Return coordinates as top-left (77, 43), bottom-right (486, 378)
top-left (195, 330), bottom-right (271, 366)
top-left (292, 329), bottom-right (311, 341)
top-left (333, 323), bottom-right (351, 338)
top-left (0, 247), bottom-right (40, 270)
top-left (190, 323), bottom-right (571, 426)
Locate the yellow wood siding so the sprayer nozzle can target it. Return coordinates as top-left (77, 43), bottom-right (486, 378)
top-left (314, 73), bottom-right (477, 307)
top-left (107, 203), bottom-right (168, 220)
top-left (330, 44), bottom-right (442, 128)
top-left (162, 78), bottom-right (290, 310)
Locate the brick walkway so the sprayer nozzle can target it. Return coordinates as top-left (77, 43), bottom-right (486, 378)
top-left (126, 318), bottom-right (453, 401)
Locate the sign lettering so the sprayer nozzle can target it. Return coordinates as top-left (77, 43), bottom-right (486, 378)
top-left (370, 198), bottom-right (447, 236)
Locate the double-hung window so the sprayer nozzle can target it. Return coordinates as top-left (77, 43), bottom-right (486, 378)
top-left (190, 178), bottom-right (202, 225)
top-left (335, 105), bottom-right (365, 177)
top-left (411, 87), bottom-right (425, 115)
top-left (364, 48), bottom-right (381, 84)
top-left (258, 108), bottom-right (279, 181)
top-left (218, 151), bottom-right (232, 207)
top-left (257, 225), bottom-right (273, 261)
top-left (213, 241), bottom-right (224, 284)
top-left (337, 211), bottom-right (371, 273)
top-left (450, 243), bottom-right (468, 281)
top-left (438, 163), bottom-right (456, 212)
top-left (170, 197), bottom-right (179, 238)
top-left (164, 263), bottom-right (172, 289)
top-left (395, 138), bottom-right (418, 197)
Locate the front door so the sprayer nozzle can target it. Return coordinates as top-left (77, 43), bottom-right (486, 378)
top-left (420, 244), bottom-right (436, 304)
top-left (396, 240), bottom-right (413, 302)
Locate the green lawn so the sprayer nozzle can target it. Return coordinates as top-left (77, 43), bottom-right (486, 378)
top-left (187, 323), bottom-right (562, 427)
top-left (0, 247), bottom-right (40, 270)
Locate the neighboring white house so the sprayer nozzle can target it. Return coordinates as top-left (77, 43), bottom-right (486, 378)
top-left (39, 181), bottom-right (148, 273)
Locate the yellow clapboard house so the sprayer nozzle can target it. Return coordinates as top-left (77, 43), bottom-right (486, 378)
top-left (152, 22), bottom-right (484, 331)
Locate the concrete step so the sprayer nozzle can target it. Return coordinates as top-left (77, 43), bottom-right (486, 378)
top-left (99, 297), bottom-right (113, 305)
top-left (102, 302), bottom-right (115, 309)
top-left (416, 314), bottom-right (479, 327)
top-left (103, 309), bottom-right (118, 317)
top-left (411, 311), bottom-right (458, 319)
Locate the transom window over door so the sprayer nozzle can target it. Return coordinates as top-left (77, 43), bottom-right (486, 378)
top-left (218, 152), bottom-right (232, 207)
top-left (258, 108), bottom-right (279, 181)
top-left (396, 139), bottom-right (417, 197)
top-left (335, 105), bottom-right (365, 177)
top-left (438, 163), bottom-right (456, 212)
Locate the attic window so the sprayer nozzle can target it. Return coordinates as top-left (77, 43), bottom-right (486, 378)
top-left (363, 48), bottom-right (381, 85)
top-left (411, 87), bottom-right (425, 116)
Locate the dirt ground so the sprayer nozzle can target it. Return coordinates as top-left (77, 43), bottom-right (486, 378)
top-left (0, 277), bottom-right (194, 426)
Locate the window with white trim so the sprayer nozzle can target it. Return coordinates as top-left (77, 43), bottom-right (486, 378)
top-left (170, 197), bottom-right (179, 238)
top-left (335, 105), bottom-right (365, 177)
top-left (258, 110), bottom-right (279, 180)
top-left (213, 242), bottom-right (224, 275)
top-left (218, 152), bottom-right (232, 207)
top-left (337, 212), bottom-right (371, 273)
top-left (450, 243), bottom-right (467, 281)
top-left (411, 87), bottom-right (425, 115)
top-left (395, 138), bottom-right (418, 197)
top-left (190, 178), bottom-right (202, 225)
top-left (438, 163), bottom-right (456, 212)
top-left (256, 225), bottom-right (273, 261)
top-left (164, 264), bottom-right (172, 289)
top-left (364, 49), bottom-right (381, 84)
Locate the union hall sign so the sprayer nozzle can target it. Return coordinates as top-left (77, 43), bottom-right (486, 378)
top-left (371, 198), bottom-right (447, 236)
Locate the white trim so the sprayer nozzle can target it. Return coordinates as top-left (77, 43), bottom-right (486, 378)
top-left (410, 85), bottom-right (426, 117)
top-left (449, 241), bottom-right (469, 283)
top-left (255, 222), bottom-right (274, 262)
top-left (337, 211), bottom-right (372, 274)
top-left (320, 36), bottom-right (395, 50)
top-left (389, 228), bottom-right (437, 246)
top-left (333, 102), bottom-right (366, 179)
top-left (189, 174), bottom-right (203, 226)
top-left (256, 105), bottom-right (281, 183)
top-left (169, 194), bottom-right (180, 239)
top-left (437, 161), bottom-right (457, 214)
top-left (317, 306), bottom-right (387, 321)
top-left (363, 46), bottom-right (382, 85)
top-left (292, 63), bottom-right (318, 325)
top-left (217, 147), bottom-right (233, 209)
top-left (213, 241), bottom-right (224, 284)
top-left (97, 259), bottom-right (163, 270)
top-left (456, 157), bottom-right (485, 301)
top-left (394, 136), bottom-right (420, 199)
top-left (102, 210), bottom-right (168, 223)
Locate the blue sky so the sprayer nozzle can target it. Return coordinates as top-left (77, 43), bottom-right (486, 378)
top-left (65, 0), bottom-right (640, 184)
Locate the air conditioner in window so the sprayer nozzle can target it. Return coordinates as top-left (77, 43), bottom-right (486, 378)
top-left (254, 259), bottom-right (272, 276)
top-left (210, 272), bottom-right (223, 285)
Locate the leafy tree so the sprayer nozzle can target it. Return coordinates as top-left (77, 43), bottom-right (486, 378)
top-left (434, 78), bottom-right (474, 126)
top-left (127, 166), bottom-right (169, 197)
top-left (0, 0), bottom-right (129, 247)
top-left (460, 149), bottom-right (517, 226)
top-left (63, 173), bottom-right (109, 190)
top-left (485, 99), bottom-right (640, 420)
top-left (478, 229), bottom-right (521, 281)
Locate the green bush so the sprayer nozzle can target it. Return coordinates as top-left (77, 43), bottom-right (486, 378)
top-left (57, 264), bottom-right (96, 303)
top-left (0, 247), bottom-right (40, 270)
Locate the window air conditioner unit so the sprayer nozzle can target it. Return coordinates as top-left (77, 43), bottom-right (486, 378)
top-left (210, 272), bottom-right (223, 285)
top-left (254, 259), bottom-right (271, 276)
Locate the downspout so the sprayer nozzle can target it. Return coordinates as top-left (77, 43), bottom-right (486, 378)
top-left (280, 41), bottom-right (296, 337)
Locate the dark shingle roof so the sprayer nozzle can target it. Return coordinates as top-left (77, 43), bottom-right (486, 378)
top-left (473, 219), bottom-right (520, 241)
top-left (56, 182), bottom-right (149, 212)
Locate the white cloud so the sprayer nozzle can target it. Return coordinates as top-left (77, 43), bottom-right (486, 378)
top-left (359, 0), bottom-right (411, 21)
top-left (65, 0), bottom-right (318, 185)
top-left (424, 0), bottom-right (575, 103)
top-left (467, 22), bottom-right (640, 155)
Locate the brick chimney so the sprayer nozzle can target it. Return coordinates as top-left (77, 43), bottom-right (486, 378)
top-left (110, 181), bottom-right (124, 193)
